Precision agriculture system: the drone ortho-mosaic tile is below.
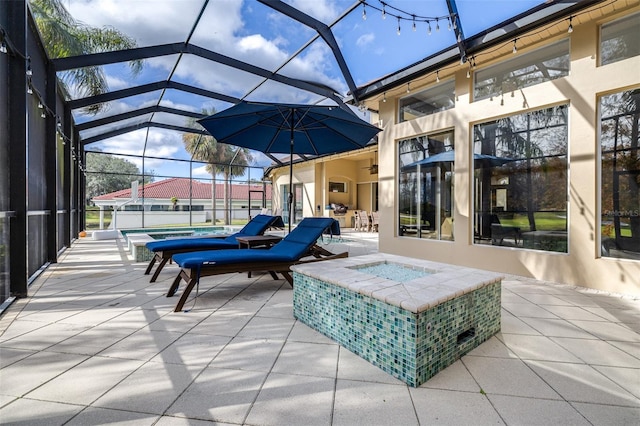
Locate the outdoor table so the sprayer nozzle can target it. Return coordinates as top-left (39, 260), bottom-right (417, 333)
top-left (235, 235), bottom-right (283, 249)
top-left (236, 235), bottom-right (283, 278)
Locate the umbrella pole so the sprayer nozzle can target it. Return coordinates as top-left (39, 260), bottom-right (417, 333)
top-left (288, 109), bottom-right (294, 232)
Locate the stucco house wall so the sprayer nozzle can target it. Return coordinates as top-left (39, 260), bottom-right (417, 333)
top-left (376, 5), bottom-right (640, 297)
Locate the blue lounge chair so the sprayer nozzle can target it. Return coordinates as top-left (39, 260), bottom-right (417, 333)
top-left (144, 214), bottom-right (284, 282)
top-left (168, 217), bottom-right (346, 312)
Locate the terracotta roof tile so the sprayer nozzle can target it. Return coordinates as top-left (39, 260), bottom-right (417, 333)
top-left (93, 178), bottom-right (272, 201)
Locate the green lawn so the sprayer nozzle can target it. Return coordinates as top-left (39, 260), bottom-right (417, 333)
top-left (500, 212), bottom-right (566, 231)
top-left (85, 208), bottom-right (111, 230)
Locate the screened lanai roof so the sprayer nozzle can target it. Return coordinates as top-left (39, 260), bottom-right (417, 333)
top-left (41, 0), bottom-right (606, 176)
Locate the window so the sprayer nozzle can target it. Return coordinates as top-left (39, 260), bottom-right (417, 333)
top-left (600, 12), bottom-right (640, 66)
top-left (329, 181), bottom-right (347, 193)
top-left (398, 130), bottom-right (454, 241)
top-left (473, 105), bottom-right (568, 252)
top-left (282, 183), bottom-right (303, 226)
top-left (600, 88), bottom-right (640, 260)
top-left (474, 39), bottom-right (569, 101)
top-left (399, 80), bottom-right (455, 122)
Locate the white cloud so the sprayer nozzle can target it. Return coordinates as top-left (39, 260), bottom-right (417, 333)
top-left (68, 0), bottom-right (206, 46)
top-left (192, 165), bottom-right (211, 178)
top-left (356, 33), bottom-right (375, 47)
top-left (105, 75), bottom-right (129, 90)
top-left (69, 0), bottom-right (356, 166)
top-left (288, 0), bottom-right (340, 22)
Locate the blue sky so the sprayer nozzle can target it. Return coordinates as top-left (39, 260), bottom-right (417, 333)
top-left (63, 0), bottom-right (543, 180)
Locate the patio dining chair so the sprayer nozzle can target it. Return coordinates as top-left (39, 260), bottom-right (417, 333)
top-left (359, 210), bottom-right (371, 232)
top-left (371, 211), bottom-right (379, 232)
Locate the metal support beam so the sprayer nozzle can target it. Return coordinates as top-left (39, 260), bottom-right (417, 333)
top-left (353, 0), bottom-right (606, 101)
top-left (68, 80), bottom-right (241, 110)
top-left (80, 122), bottom-right (208, 145)
top-left (54, 42), bottom-right (347, 108)
top-left (446, 0), bottom-right (467, 63)
top-left (7, 0), bottom-right (28, 298)
top-left (257, 0), bottom-right (358, 101)
top-left (76, 106), bottom-right (206, 131)
top-left (63, 105), bottom-right (72, 246)
top-left (52, 42), bottom-right (185, 71)
top-left (46, 63), bottom-right (58, 263)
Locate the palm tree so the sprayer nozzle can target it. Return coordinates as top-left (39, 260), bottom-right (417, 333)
top-left (183, 109), bottom-right (253, 225)
top-left (30, 0), bottom-right (142, 114)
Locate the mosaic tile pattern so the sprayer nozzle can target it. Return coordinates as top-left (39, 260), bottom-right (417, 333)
top-left (293, 270), bottom-right (501, 387)
top-left (133, 245), bottom-right (154, 262)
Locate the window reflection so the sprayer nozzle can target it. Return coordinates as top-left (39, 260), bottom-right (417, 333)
top-left (473, 105), bottom-right (569, 252)
top-left (398, 130), bottom-right (454, 241)
top-left (600, 88), bottom-right (640, 260)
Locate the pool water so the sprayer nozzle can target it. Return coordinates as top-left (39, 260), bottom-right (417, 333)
top-left (353, 262), bottom-right (430, 281)
top-left (120, 226), bottom-right (229, 242)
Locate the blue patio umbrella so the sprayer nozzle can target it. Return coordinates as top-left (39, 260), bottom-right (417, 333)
top-left (198, 101), bottom-right (382, 230)
top-left (402, 150), bottom-right (514, 169)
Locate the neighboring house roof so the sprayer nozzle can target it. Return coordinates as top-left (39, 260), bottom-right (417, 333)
top-left (92, 178), bottom-right (272, 201)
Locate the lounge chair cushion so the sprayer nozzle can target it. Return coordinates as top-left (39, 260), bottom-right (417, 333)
top-left (145, 214), bottom-right (279, 252)
top-left (146, 237), bottom-right (239, 252)
top-left (173, 217), bottom-right (336, 268)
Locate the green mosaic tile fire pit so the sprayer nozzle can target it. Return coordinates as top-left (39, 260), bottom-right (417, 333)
top-left (292, 254), bottom-right (502, 387)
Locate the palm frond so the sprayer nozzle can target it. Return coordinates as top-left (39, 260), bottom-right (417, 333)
top-left (30, 0), bottom-right (142, 114)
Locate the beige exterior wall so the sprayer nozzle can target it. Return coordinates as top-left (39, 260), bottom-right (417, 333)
top-left (269, 147), bottom-right (379, 220)
top-left (377, 4), bottom-right (640, 297)
top-left (268, 2), bottom-right (640, 297)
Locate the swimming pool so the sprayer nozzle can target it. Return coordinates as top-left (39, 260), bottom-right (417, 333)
top-left (120, 226), bottom-right (235, 262)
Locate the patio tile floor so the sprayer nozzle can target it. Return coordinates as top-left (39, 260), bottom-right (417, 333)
top-left (1, 230), bottom-right (639, 425)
